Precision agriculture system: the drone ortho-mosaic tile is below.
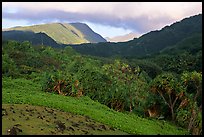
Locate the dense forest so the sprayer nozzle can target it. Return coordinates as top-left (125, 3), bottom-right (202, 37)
top-left (69, 14), bottom-right (202, 58)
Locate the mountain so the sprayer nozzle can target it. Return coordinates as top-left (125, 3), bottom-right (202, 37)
top-left (2, 14), bottom-right (202, 58)
top-left (2, 23), bottom-right (107, 45)
top-left (126, 14), bottom-right (202, 56)
top-left (70, 23), bottom-right (107, 43)
top-left (70, 14), bottom-right (202, 57)
top-left (2, 30), bottom-right (62, 48)
top-left (105, 32), bottom-right (138, 42)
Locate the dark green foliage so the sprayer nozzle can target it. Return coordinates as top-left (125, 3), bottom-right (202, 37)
top-left (160, 33), bottom-right (202, 55)
top-left (42, 71), bottom-right (80, 97)
top-left (145, 71), bottom-right (202, 135)
top-left (71, 14), bottom-right (202, 58)
top-left (127, 59), bottom-right (162, 79)
top-left (149, 52), bottom-right (198, 74)
top-left (147, 73), bottom-right (185, 120)
top-left (2, 53), bottom-right (19, 77)
top-left (2, 31), bottom-right (62, 48)
top-left (101, 60), bottom-right (148, 112)
top-left (151, 33), bottom-right (202, 74)
top-left (179, 71), bottom-right (202, 134)
top-left (2, 40), bottom-right (73, 78)
top-left (40, 57), bottom-right (148, 115)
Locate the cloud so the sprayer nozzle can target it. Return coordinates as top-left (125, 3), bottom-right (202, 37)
top-left (2, 2), bottom-right (202, 34)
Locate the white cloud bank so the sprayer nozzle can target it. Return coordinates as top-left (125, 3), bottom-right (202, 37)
top-left (2, 2), bottom-right (202, 36)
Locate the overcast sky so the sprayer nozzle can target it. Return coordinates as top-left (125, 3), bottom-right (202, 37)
top-left (2, 2), bottom-right (202, 38)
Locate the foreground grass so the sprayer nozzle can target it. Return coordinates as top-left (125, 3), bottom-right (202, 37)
top-left (2, 77), bottom-right (189, 135)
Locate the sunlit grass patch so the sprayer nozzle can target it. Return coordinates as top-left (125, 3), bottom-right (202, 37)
top-left (2, 77), bottom-right (189, 135)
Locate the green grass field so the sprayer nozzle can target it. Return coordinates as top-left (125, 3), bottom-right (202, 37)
top-left (2, 77), bottom-right (189, 135)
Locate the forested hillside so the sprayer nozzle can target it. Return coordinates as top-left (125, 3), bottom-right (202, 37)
top-left (2, 31), bottom-right (62, 48)
top-left (70, 14), bottom-right (202, 57)
top-left (124, 32), bottom-right (202, 78)
top-left (2, 39), bottom-right (202, 135)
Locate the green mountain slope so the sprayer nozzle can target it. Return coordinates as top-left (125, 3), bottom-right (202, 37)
top-left (71, 14), bottom-right (202, 57)
top-left (70, 23), bottom-right (107, 43)
top-left (3, 23), bottom-right (107, 45)
top-left (127, 13), bottom-right (202, 55)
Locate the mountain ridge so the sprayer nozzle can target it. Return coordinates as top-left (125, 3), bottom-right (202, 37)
top-left (71, 14), bottom-right (202, 57)
top-left (3, 22), bottom-right (107, 45)
top-left (2, 14), bottom-right (202, 58)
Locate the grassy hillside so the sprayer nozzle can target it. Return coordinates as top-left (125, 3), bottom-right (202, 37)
top-left (2, 77), bottom-right (188, 135)
top-left (3, 23), bottom-right (106, 45)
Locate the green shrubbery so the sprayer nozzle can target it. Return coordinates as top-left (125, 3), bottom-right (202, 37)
top-left (41, 59), bottom-right (148, 115)
top-left (146, 71), bottom-right (202, 135)
top-left (2, 40), bottom-right (202, 135)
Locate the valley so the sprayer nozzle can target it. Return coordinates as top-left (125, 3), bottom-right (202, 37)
top-left (2, 13), bottom-right (202, 135)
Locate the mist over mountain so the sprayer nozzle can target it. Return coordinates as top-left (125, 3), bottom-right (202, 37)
top-left (105, 32), bottom-right (138, 42)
